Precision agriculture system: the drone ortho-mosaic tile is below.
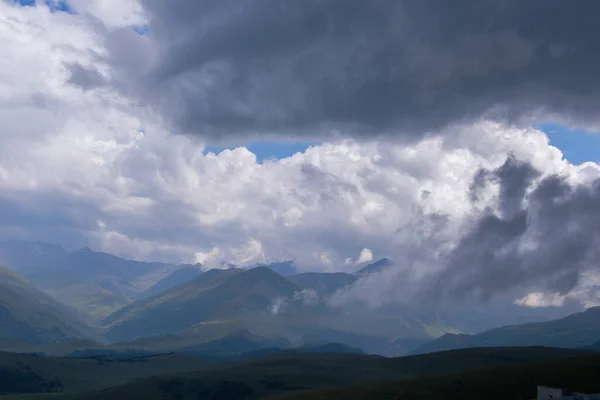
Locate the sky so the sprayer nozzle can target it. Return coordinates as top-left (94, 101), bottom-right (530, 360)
top-left (541, 124), bottom-right (600, 165)
top-left (1, 0), bottom-right (600, 310)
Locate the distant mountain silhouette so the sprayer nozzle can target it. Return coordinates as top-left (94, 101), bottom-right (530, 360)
top-left (254, 261), bottom-right (297, 276)
top-left (0, 240), bottom-right (67, 270)
top-left (13, 245), bottom-right (185, 319)
top-left (581, 338), bottom-right (600, 351)
top-left (410, 306), bottom-right (600, 354)
top-left (0, 267), bottom-right (98, 344)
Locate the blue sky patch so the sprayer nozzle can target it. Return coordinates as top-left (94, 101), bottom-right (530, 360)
top-left (13, 0), bottom-right (74, 13)
top-left (539, 123), bottom-right (600, 165)
top-left (204, 141), bottom-right (318, 162)
top-left (132, 24), bottom-right (151, 35)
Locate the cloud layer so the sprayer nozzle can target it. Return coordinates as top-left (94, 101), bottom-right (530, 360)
top-left (132, 0), bottom-right (600, 140)
top-left (0, 1), bottom-right (599, 309)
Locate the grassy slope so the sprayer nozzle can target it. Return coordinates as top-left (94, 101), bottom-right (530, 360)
top-left (38, 347), bottom-right (594, 400)
top-left (103, 268), bottom-right (253, 342)
top-left (274, 353), bottom-right (600, 400)
top-left (0, 351), bottom-right (216, 395)
top-left (104, 268), bottom-right (243, 326)
top-left (411, 306), bottom-right (600, 354)
top-left (0, 268), bottom-right (98, 344)
top-left (104, 267), bottom-right (358, 344)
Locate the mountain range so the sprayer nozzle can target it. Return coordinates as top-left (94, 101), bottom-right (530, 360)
top-left (0, 240), bottom-right (67, 270)
top-left (0, 240), bottom-right (598, 359)
top-left (9, 245), bottom-right (191, 319)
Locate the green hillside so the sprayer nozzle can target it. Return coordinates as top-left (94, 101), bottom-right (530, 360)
top-left (12, 346), bottom-right (591, 400)
top-left (411, 306), bottom-right (600, 354)
top-left (0, 267), bottom-right (99, 345)
top-left (104, 267), bottom-right (304, 342)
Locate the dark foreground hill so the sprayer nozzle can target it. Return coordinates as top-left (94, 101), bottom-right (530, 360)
top-left (0, 267), bottom-right (98, 344)
top-left (411, 306), bottom-right (600, 354)
top-left (0, 351), bottom-right (215, 395)
top-left (275, 353), bottom-right (600, 400)
top-left (582, 338), bottom-right (600, 351)
top-left (3, 346), bottom-right (591, 399)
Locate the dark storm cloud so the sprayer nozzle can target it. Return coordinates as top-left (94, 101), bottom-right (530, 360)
top-left (422, 157), bottom-right (600, 305)
top-left (136, 0), bottom-right (600, 140)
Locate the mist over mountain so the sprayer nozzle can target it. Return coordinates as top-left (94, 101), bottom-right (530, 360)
top-left (254, 261), bottom-right (298, 276)
top-left (288, 272), bottom-right (357, 296)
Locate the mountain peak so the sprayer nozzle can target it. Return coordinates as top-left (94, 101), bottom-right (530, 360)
top-left (356, 258), bottom-right (395, 276)
top-left (243, 265), bottom-right (284, 277)
top-left (254, 260), bottom-right (297, 276)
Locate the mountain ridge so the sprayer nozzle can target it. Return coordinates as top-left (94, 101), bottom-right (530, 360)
top-left (410, 306), bottom-right (600, 355)
top-left (0, 267), bottom-right (100, 344)
top-left (103, 267), bottom-right (306, 342)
